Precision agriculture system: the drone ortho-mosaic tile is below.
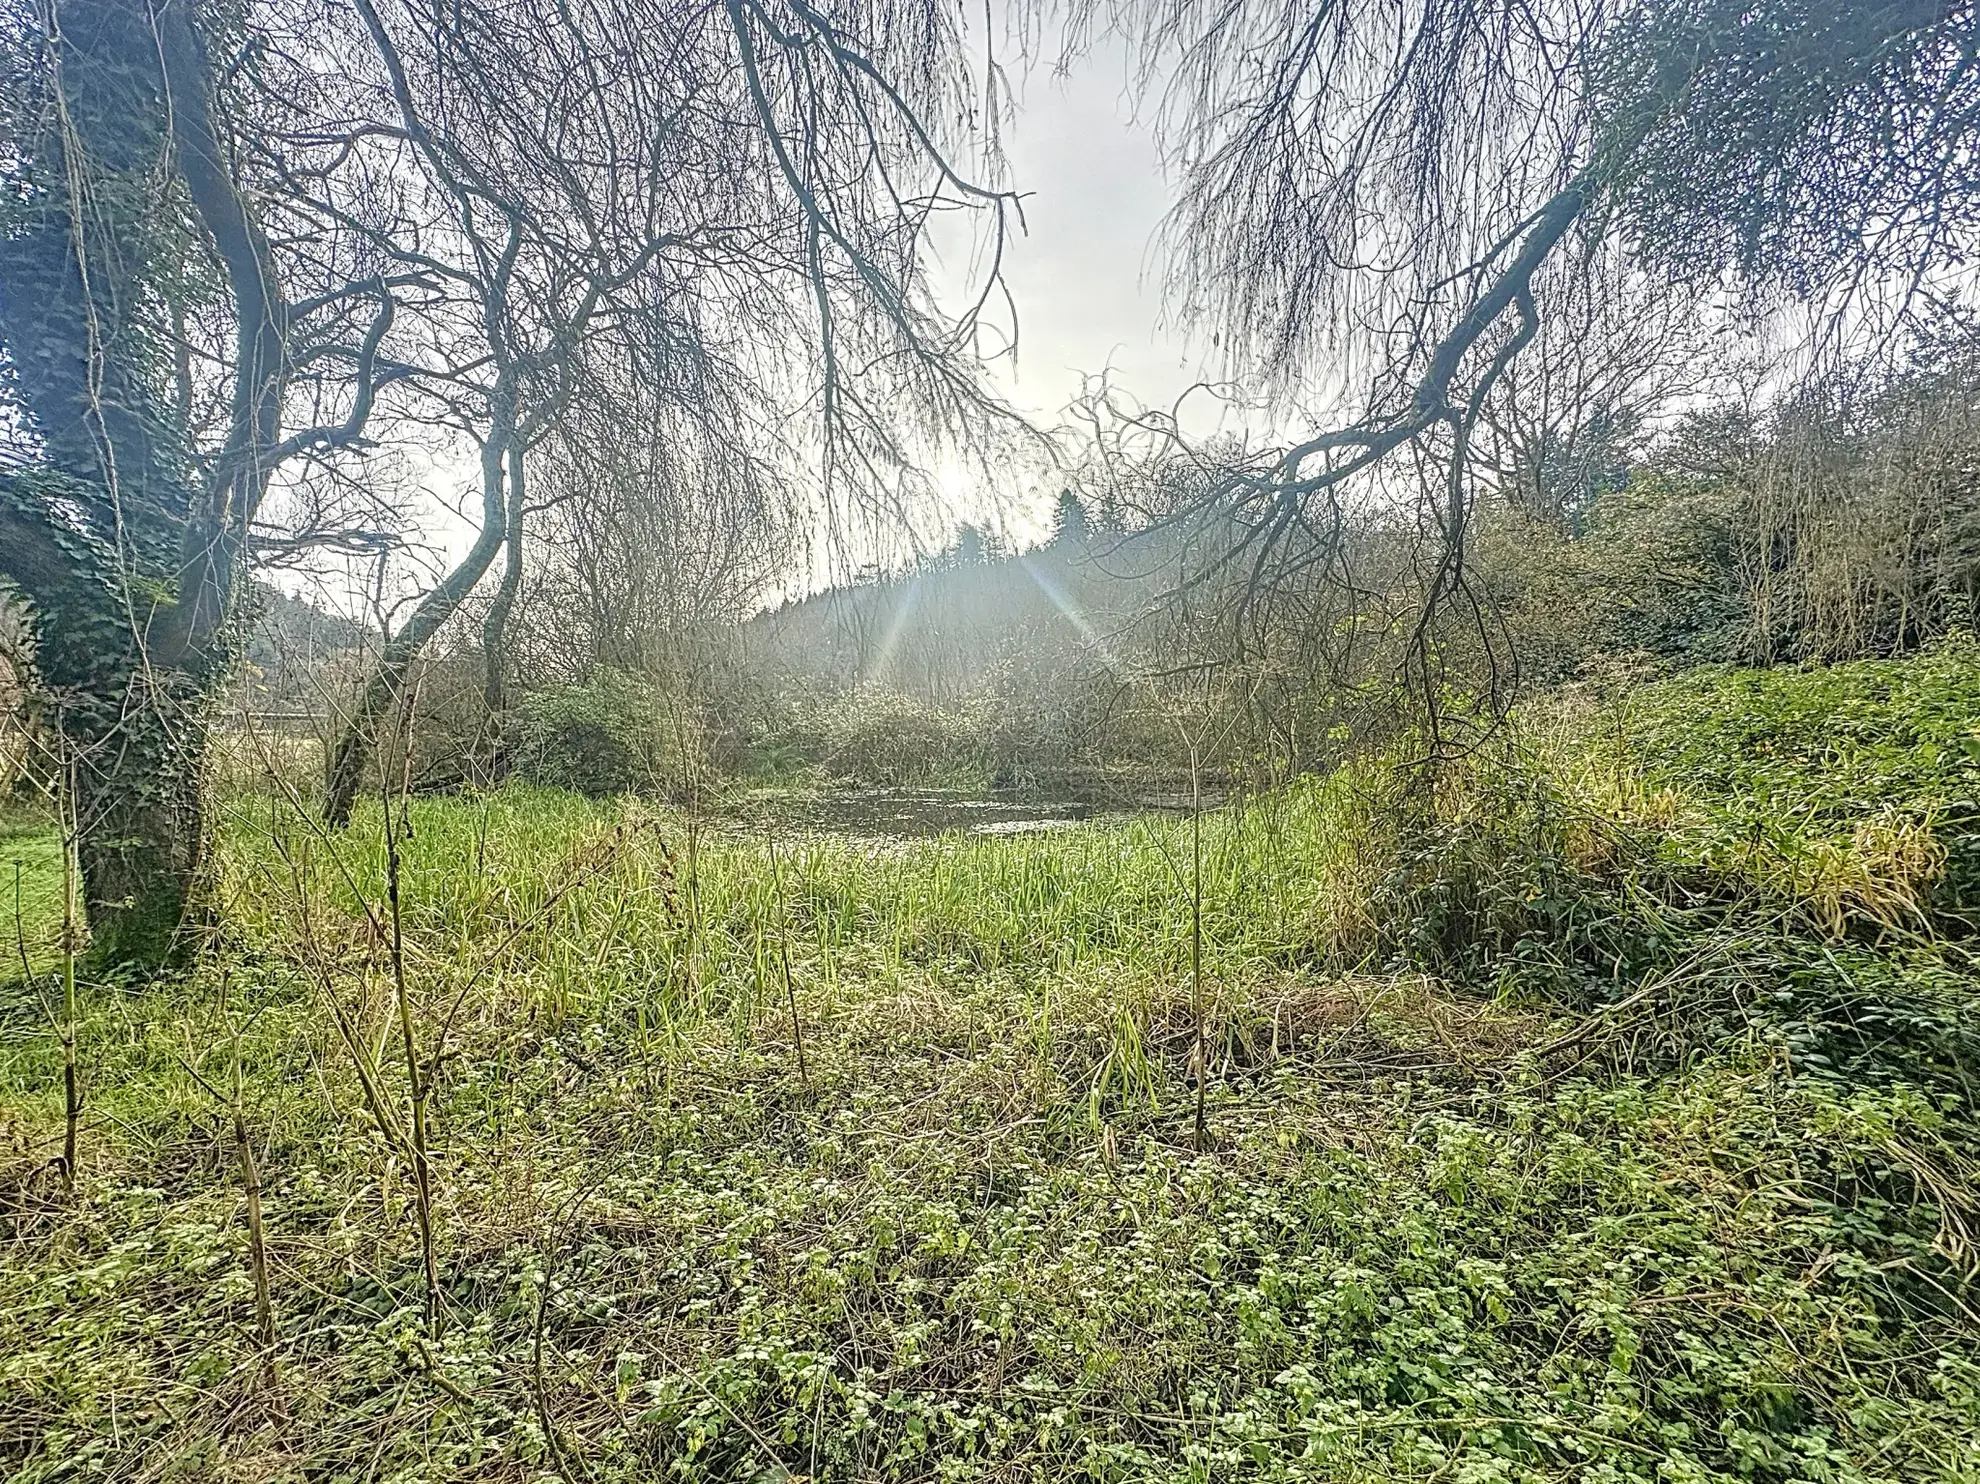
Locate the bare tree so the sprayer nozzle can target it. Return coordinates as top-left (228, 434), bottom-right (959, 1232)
top-left (1472, 250), bottom-right (1717, 531)
top-left (1057, 0), bottom-right (1980, 731)
top-left (511, 343), bottom-right (799, 689)
top-left (296, 0), bottom-right (1024, 825)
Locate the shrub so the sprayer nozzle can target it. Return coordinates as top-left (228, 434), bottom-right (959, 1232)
top-left (825, 692), bottom-right (984, 786)
top-left (503, 670), bottom-right (660, 796)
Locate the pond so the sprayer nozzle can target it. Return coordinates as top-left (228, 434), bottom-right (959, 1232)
top-left (726, 784), bottom-right (1222, 841)
top-left (732, 788), bottom-right (1102, 840)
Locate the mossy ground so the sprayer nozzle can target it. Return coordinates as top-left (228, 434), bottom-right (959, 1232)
top-left (3, 653), bottom-right (1978, 1482)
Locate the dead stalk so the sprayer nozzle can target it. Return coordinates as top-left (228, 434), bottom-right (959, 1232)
top-left (175, 972), bottom-right (280, 1377)
top-left (664, 694), bottom-right (705, 1006)
top-left (11, 861), bottom-right (29, 985)
top-left (382, 699), bottom-right (443, 1337)
top-left (234, 1076), bottom-right (277, 1349)
top-left (59, 766), bottom-right (81, 1192)
top-left (770, 835), bottom-right (810, 1089)
top-left (224, 972), bottom-right (279, 1361)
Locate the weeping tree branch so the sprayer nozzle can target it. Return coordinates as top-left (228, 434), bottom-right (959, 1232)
top-left (1066, 0), bottom-right (1980, 757)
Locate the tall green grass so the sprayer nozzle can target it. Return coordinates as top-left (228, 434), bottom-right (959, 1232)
top-left (2, 650), bottom-right (1977, 1482)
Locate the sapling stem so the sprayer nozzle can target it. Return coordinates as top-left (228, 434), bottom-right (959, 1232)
top-left (769, 834), bottom-right (810, 1089)
top-left (223, 971), bottom-right (278, 1360)
top-left (59, 770), bottom-right (81, 1192)
top-left (382, 701), bottom-right (442, 1337)
top-left (1187, 734), bottom-right (1208, 1154)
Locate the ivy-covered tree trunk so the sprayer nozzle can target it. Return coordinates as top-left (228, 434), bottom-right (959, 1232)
top-left (64, 682), bottom-right (213, 967)
top-left (0, 0), bottom-right (282, 968)
top-left (0, 0), bottom-right (194, 966)
top-left (2, 469), bottom-right (226, 968)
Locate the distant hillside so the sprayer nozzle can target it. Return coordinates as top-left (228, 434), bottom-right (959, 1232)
top-left (239, 583), bottom-right (369, 718)
top-left (747, 517), bottom-right (1173, 701)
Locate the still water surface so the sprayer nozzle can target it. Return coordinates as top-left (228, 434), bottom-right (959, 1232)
top-left (729, 786), bottom-right (1214, 840)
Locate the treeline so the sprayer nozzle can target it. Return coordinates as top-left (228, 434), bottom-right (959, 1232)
top-left (728, 351), bottom-right (1980, 787)
top-left (326, 344), bottom-right (1980, 801)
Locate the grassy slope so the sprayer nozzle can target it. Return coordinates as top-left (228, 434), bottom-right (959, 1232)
top-left (2, 651), bottom-right (1978, 1483)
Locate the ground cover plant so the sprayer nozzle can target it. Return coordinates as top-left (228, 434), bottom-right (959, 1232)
top-left (2, 651), bottom-right (1978, 1482)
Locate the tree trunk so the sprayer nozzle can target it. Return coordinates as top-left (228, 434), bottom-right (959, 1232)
top-left (324, 419), bottom-right (514, 827)
top-left (66, 681), bottom-right (211, 967)
top-left (481, 444), bottom-right (529, 716)
top-left (322, 643), bottom-right (417, 831)
top-left (0, 0), bottom-right (290, 970)
top-left (1, 475), bottom-right (229, 979)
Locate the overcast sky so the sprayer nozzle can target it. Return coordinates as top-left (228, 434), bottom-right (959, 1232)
top-left (923, 32), bottom-right (1226, 543)
top-left (973, 44), bottom-right (1197, 421)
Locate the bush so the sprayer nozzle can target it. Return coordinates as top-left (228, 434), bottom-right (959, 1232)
top-left (825, 692), bottom-right (983, 786)
top-left (503, 670), bottom-right (660, 796)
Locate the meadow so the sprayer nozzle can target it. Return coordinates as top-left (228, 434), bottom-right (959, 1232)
top-left (3, 651), bottom-right (1978, 1483)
